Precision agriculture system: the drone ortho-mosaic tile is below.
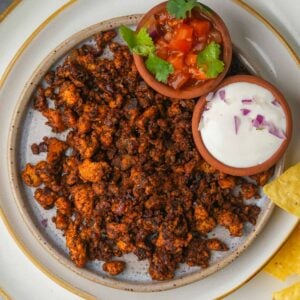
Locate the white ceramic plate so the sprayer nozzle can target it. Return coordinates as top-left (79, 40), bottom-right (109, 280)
top-left (7, 13), bottom-right (284, 292)
top-left (0, 0), bottom-right (299, 299)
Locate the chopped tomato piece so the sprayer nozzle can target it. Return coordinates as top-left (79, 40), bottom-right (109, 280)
top-left (168, 24), bottom-right (194, 53)
top-left (168, 71), bottom-right (190, 90)
top-left (167, 53), bottom-right (185, 70)
top-left (168, 39), bottom-right (192, 53)
top-left (190, 19), bottom-right (211, 37)
top-left (155, 38), bottom-right (169, 60)
top-left (185, 53), bottom-right (197, 66)
top-left (189, 67), bottom-right (207, 80)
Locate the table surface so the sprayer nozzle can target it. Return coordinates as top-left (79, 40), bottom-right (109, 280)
top-left (0, 1), bottom-right (299, 299)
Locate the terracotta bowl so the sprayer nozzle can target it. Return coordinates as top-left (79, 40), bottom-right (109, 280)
top-left (133, 1), bottom-right (232, 99)
top-left (192, 75), bottom-right (293, 176)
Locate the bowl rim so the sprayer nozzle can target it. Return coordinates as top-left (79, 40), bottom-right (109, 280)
top-left (133, 1), bottom-right (233, 99)
top-left (7, 16), bottom-right (278, 293)
top-left (192, 74), bottom-right (293, 176)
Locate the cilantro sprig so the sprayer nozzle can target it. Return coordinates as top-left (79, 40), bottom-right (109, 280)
top-left (119, 25), bottom-right (174, 83)
top-left (197, 41), bottom-right (225, 78)
top-left (146, 53), bottom-right (174, 83)
top-left (119, 26), bottom-right (155, 56)
top-left (166, 0), bottom-right (211, 19)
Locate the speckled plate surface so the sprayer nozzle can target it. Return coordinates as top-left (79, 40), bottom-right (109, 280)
top-left (7, 14), bottom-right (284, 292)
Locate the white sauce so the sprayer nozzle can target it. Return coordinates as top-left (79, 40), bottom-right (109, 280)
top-left (199, 82), bottom-right (286, 168)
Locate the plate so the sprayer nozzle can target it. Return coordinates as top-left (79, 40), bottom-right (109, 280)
top-left (0, 0), bottom-right (299, 299)
top-left (7, 13), bottom-right (283, 292)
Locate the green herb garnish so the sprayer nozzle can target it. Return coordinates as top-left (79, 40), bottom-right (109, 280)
top-left (119, 26), bottom-right (155, 56)
top-left (166, 0), bottom-right (211, 19)
top-left (119, 26), bottom-right (174, 83)
top-left (145, 53), bottom-right (174, 83)
top-left (197, 41), bottom-right (225, 78)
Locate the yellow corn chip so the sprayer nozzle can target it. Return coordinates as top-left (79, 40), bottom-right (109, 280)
top-left (263, 163), bottom-right (300, 217)
top-left (273, 281), bottom-right (300, 300)
top-left (264, 224), bottom-right (300, 280)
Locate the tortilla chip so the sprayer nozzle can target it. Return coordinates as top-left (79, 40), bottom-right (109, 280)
top-left (264, 224), bottom-right (300, 280)
top-left (263, 163), bottom-right (300, 217)
top-left (273, 282), bottom-right (300, 300)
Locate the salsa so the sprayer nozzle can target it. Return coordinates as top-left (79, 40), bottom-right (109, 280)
top-left (148, 9), bottom-right (224, 89)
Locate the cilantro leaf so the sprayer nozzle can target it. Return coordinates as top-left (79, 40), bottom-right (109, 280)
top-left (167, 0), bottom-right (199, 19)
top-left (119, 26), bottom-right (155, 56)
top-left (145, 53), bottom-right (174, 83)
top-left (119, 25), bottom-right (174, 83)
top-left (119, 25), bottom-right (136, 49)
top-left (197, 41), bottom-right (225, 78)
top-left (166, 0), bottom-right (211, 19)
top-left (136, 28), bottom-right (155, 49)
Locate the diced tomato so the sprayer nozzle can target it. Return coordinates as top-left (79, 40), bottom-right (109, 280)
top-left (168, 24), bottom-right (194, 53)
top-left (174, 24), bottom-right (194, 40)
top-left (152, 12), bottom-right (217, 89)
top-left (185, 53), bottom-right (198, 66)
top-left (155, 38), bottom-right (169, 60)
top-left (189, 67), bottom-right (207, 80)
top-left (190, 19), bottom-right (211, 37)
top-left (168, 39), bottom-right (192, 53)
top-left (167, 53), bottom-right (185, 70)
top-left (168, 71), bottom-right (190, 90)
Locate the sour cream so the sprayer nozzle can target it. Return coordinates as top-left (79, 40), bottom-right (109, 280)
top-left (199, 82), bottom-right (287, 168)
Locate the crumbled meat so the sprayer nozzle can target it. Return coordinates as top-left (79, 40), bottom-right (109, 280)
top-left (78, 159), bottom-right (110, 183)
top-left (103, 261), bottom-right (125, 276)
top-left (55, 197), bottom-right (72, 216)
top-left (149, 248), bottom-right (177, 280)
top-left (46, 137), bottom-right (68, 164)
top-left (184, 238), bottom-right (211, 268)
top-left (34, 187), bottom-right (57, 209)
top-left (22, 163), bottom-right (42, 187)
top-left (241, 183), bottom-right (259, 199)
top-left (217, 210), bottom-right (243, 237)
top-left (22, 29), bottom-right (265, 280)
top-left (65, 222), bottom-right (87, 267)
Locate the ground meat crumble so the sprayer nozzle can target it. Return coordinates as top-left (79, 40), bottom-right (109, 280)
top-left (21, 29), bottom-right (273, 280)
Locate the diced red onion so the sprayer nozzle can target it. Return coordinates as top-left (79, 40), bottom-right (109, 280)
top-left (193, 42), bottom-right (205, 52)
top-left (271, 99), bottom-right (280, 106)
top-left (252, 119), bottom-right (259, 128)
top-left (149, 30), bottom-right (159, 41)
top-left (219, 90), bottom-right (226, 101)
top-left (204, 105), bottom-right (210, 111)
top-left (268, 123), bottom-right (286, 139)
top-left (206, 92), bottom-right (214, 101)
top-left (234, 115), bottom-right (241, 134)
top-left (251, 116), bottom-right (286, 139)
top-left (240, 108), bottom-right (251, 116)
top-left (252, 114), bottom-right (265, 129)
top-left (241, 99), bottom-right (253, 104)
top-left (256, 114), bottom-right (264, 124)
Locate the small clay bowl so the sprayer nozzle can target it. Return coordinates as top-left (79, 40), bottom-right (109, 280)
top-left (134, 1), bottom-right (232, 99)
top-left (192, 75), bottom-right (293, 176)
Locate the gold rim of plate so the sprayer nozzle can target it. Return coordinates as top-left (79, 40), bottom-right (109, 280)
top-left (0, 0), bottom-right (299, 299)
top-left (0, 0), bottom-right (21, 23)
top-left (0, 287), bottom-right (12, 300)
